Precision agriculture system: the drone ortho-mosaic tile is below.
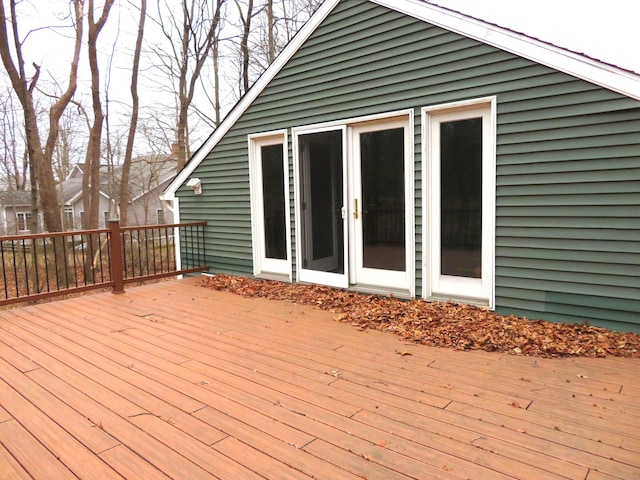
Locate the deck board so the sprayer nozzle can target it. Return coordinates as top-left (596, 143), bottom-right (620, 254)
top-left (0, 277), bottom-right (639, 480)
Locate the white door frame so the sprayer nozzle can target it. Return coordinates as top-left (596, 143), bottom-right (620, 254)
top-left (248, 130), bottom-right (291, 279)
top-left (422, 97), bottom-right (496, 307)
top-left (293, 125), bottom-right (349, 288)
top-left (348, 117), bottom-right (413, 291)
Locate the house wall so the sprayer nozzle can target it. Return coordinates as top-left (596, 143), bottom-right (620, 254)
top-left (177, 0), bottom-right (640, 331)
top-left (126, 179), bottom-right (175, 226)
top-left (69, 196), bottom-right (113, 229)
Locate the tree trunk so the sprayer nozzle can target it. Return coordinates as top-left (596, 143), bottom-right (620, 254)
top-left (0, 0), bottom-right (84, 235)
top-left (83, 0), bottom-right (114, 283)
top-left (240, 0), bottom-right (253, 95)
top-left (119, 0), bottom-right (146, 226)
top-left (266, 0), bottom-right (275, 64)
top-left (83, 0), bottom-right (114, 227)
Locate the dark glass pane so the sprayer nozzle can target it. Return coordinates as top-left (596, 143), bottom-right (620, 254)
top-left (261, 144), bottom-right (287, 260)
top-left (360, 128), bottom-right (405, 271)
top-left (440, 118), bottom-right (482, 278)
top-left (299, 131), bottom-right (344, 273)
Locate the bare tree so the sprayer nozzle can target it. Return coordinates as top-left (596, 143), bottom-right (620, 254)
top-left (0, 86), bottom-right (27, 190)
top-left (236, 0), bottom-right (254, 96)
top-left (53, 106), bottom-right (88, 183)
top-left (118, 0), bottom-right (146, 226)
top-left (228, 0), bottom-right (320, 102)
top-left (82, 0), bottom-right (115, 230)
top-left (0, 0), bottom-right (84, 233)
top-left (152, 0), bottom-right (227, 170)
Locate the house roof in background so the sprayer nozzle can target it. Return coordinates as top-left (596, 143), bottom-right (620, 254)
top-left (164, 0), bottom-right (640, 198)
top-left (59, 155), bottom-right (177, 205)
top-left (0, 190), bottom-right (32, 207)
top-left (0, 154), bottom-right (177, 208)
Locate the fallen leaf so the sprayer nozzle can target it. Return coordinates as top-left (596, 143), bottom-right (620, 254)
top-left (198, 274), bottom-right (640, 359)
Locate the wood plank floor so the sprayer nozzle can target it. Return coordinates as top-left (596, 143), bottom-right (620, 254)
top-left (0, 277), bottom-right (639, 480)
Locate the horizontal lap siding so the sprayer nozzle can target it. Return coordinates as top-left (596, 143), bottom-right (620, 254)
top-left (496, 82), bottom-right (640, 331)
top-left (177, 0), bottom-right (640, 330)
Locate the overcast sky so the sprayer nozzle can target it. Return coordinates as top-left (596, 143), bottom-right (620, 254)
top-left (4, 0), bottom-right (638, 154)
top-left (433, 0), bottom-right (640, 73)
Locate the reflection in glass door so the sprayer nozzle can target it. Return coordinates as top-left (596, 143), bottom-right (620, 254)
top-left (440, 118), bottom-right (482, 278)
top-left (298, 130), bottom-right (346, 284)
top-left (360, 128), bottom-right (405, 270)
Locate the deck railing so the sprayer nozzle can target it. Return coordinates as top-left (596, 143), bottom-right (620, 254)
top-left (0, 220), bottom-right (207, 306)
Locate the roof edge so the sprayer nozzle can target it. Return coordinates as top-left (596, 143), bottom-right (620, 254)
top-left (164, 0), bottom-right (640, 198)
top-left (374, 0), bottom-right (640, 101)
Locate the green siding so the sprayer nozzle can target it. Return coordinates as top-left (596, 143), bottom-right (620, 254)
top-left (177, 0), bottom-right (640, 331)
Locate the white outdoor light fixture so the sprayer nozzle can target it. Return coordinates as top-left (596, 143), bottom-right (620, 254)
top-left (186, 177), bottom-right (202, 195)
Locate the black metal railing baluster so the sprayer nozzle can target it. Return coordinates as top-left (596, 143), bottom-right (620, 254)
top-left (0, 222), bottom-right (207, 306)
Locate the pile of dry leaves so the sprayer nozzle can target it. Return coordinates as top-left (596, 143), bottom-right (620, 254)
top-left (199, 274), bottom-right (640, 359)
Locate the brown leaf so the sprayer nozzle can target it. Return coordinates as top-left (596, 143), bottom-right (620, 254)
top-left (199, 274), bottom-right (640, 359)
top-left (395, 349), bottom-right (412, 356)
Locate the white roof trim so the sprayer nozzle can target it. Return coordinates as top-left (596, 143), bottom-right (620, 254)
top-left (66, 189), bottom-right (112, 205)
top-left (374, 0), bottom-right (640, 101)
top-left (164, 0), bottom-right (640, 197)
top-left (163, 0), bottom-right (341, 198)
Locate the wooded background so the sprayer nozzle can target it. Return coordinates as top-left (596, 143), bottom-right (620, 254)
top-left (0, 0), bottom-right (320, 231)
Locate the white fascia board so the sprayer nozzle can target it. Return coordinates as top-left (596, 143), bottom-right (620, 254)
top-left (66, 191), bottom-right (83, 205)
top-left (163, 0), bottom-right (342, 200)
top-left (372, 0), bottom-right (640, 101)
top-left (132, 176), bottom-right (174, 202)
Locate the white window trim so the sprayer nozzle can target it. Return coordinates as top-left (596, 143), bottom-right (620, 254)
top-left (16, 212), bottom-right (31, 232)
top-left (422, 97), bottom-right (496, 308)
top-left (248, 130), bottom-right (292, 280)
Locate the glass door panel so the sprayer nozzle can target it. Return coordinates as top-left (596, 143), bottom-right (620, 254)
top-left (440, 118), bottom-right (482, 278)
top-left (261, 144), bottom-right (287, 260)
top-left (298, 130), bottom-right (347, 287)
top-left (360, 128), bottom-right (405, 271)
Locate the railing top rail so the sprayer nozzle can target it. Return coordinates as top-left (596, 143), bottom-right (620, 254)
top-left (0, 221), bottom-right (207, 242)
top-left (120, 221), bottom-right (206, 232)
top-left (0, 228), bottom-right (109, 242)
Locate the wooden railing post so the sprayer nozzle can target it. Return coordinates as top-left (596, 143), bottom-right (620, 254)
top-left (108, 219), bottom-right (125, 294)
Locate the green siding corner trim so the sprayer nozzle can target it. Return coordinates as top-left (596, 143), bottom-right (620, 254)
top-left (177, 0), bottom-right (640, 332)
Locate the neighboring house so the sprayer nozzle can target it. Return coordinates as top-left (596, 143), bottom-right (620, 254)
top-left (56, 155), bottom-right (177, 230)
top-left (164, 0), bottom-right (640, 332)
top-left (58, 164), bottom-right (114, 230)
top-left (0, 190), bottom-right (42, 235)
top-left (0, 153), bottom-right (177, 234)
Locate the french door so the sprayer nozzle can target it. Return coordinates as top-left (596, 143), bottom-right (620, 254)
top-left (350, 119), bottom-right (410, 289)
top-left (423, 99), bottom-right (495, 306)
top-left (295, 116), bottom-right (411, 291)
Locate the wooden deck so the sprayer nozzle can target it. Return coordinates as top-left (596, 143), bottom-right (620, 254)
top-left (0, 278), bottom-right (639, 480)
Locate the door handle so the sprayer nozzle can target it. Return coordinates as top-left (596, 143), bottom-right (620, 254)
top-left (353, 199), bottom-right (358, 219)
